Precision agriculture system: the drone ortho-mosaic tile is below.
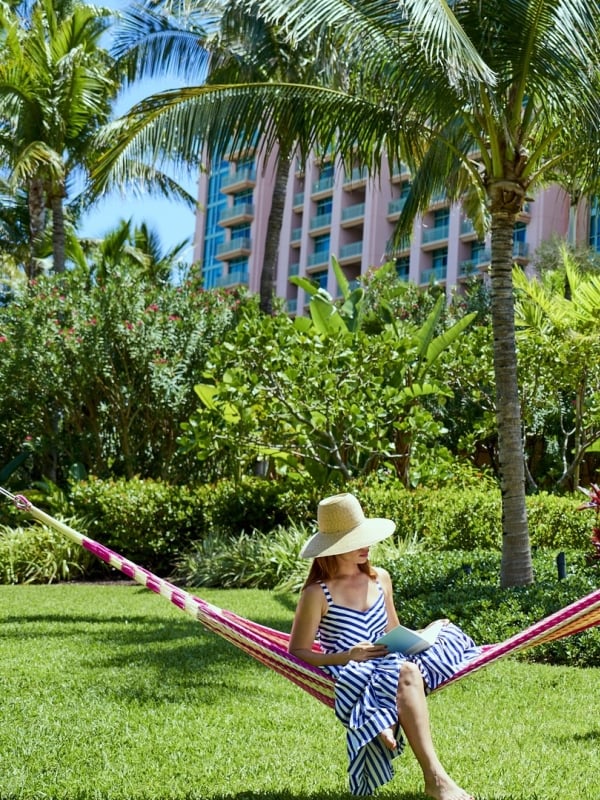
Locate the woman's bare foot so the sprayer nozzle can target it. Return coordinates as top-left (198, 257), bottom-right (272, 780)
top-left (378, 726), bottom-right (397, 751)
top-left (424, 772), bottom-right (474, 800)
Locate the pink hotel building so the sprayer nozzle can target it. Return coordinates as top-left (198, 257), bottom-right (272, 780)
top-left (193, 146), bottom-right (599, 312)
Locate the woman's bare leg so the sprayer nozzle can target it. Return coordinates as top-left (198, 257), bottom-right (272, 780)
top-left (396, 663), bottom-right (473, 800)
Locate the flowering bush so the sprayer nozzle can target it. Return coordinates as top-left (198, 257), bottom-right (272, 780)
top-left (577, 483), bottom-right (600, 561)
top-left (0, 272), bottom-right (252, 485)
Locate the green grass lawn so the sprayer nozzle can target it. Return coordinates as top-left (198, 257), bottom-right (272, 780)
top-left (0, 583), bottom-right (599, 800)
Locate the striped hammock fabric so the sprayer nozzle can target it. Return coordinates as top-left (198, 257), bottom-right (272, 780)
top-left (5, 490), bottom-right (600, 707)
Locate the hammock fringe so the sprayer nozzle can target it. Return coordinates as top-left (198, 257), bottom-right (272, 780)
top-left (4, 489), bottom-right (600, 706)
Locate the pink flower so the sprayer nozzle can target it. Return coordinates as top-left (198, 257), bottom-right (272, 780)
top-left (577, 483), bottom-right (600, 511)
top-left (0, 336), bottom-right (7, 344)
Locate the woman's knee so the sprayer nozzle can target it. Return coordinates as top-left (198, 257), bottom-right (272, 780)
top-left (398, 661), bottom-right (423, 688)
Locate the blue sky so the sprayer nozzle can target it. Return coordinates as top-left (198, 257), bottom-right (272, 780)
top-left (78, 1), bottom-right (200, 261)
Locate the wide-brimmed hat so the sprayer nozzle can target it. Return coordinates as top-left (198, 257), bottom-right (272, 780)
top-left (300, 493), bottom-right (395, 559)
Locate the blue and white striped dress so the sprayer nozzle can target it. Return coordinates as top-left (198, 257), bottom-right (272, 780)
top-left (317, 580), bottom-right (481, 796)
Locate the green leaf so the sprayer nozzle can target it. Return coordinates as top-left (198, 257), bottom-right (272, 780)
top-left (331, 254), bottom-right (350, 299)
top-left (289, 275), bottom-right (319, 295)
top-left (309, 295), bottom-right (347, 335)
top-left (194, 383), bottom-right (219, 409)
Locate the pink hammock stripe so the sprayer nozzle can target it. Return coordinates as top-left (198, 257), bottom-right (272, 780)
top-left (7, 492), bottom-right (600, 707)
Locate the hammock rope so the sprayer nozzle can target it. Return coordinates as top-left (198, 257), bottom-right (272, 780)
top-left (3, 486), bottom-right (600, 706)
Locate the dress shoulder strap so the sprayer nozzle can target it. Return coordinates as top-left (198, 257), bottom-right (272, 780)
top-left (319, 581), bottom-right (334, 606)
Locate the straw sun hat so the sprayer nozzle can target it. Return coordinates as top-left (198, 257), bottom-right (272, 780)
top-left (300, 493), bottom-right (396, 559)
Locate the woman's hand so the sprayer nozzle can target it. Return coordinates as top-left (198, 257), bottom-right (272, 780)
top-left (348, 642), bottom-right (389, 662)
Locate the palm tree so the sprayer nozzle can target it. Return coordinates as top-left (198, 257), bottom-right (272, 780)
top-left (92, 0), bottom-right (600, 586)
top-left (80, 218), bottom-right (190, 285)
top-left (0, 0), bottom-right (118, 276)
top-left (105, 0), bottom-right (342, 312)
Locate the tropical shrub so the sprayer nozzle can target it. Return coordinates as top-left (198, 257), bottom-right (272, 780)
top-left (180, 294), bottom-right (476, 488)
top-left (0, 519), bottom-right (93, 583)
top-left (0, 272), bottom-right (249, 485)
top-left (381, 548), bottom-right (600, 668)
top-left (69, 476), bottom-right (206, 574)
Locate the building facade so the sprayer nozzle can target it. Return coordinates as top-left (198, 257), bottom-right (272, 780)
top-left (193, 147), bottom-right (593, 312)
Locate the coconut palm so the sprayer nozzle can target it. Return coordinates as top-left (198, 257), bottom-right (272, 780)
top-left (92, 0), bottom-right (600, 586)
top-left (107, 0), bottom-right (342, 313)
top-left (79, 217), bottom-right (190, 285)
top-left (0, 0), bottom-right (118, 276)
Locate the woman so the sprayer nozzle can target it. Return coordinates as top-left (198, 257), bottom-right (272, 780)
top-left (289, 492), bottom-right (481, 799)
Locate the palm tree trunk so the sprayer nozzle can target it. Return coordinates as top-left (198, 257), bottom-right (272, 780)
top-left (50, 191), bottom-right (66, 273)
top-left (27, 176), bottom-right (46, 279)
top-left (259, 154), bottom-right (289, 314)
top-left (489, 209), bottom-right (533, 587)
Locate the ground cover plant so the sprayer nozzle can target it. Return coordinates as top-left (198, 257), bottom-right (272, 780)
top-left (1, 583), bottom-right (599, 800)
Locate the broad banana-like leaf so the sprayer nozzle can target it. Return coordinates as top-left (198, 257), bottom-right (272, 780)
top-left (310, 294), bottom-right (348, 335)
top-left (396, 382), bottom-right (453, 402)
top-left (290, 275), bottom-right (319, 295)
top-left (425, 311), bottom-right (477, 367)
top-left (412, 295), bottom-right (445, 358)
top-left (331, 254), bottom-right (350, 299)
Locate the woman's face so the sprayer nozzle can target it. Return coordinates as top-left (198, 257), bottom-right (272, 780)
top-left (338, 547), bottom-right (370, 565)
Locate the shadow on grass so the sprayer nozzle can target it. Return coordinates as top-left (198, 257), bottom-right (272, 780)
top-left (1, 606), bottom-right (297, 705)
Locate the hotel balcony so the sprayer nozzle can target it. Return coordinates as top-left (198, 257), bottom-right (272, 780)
top-left (428, 191), bottom-right (448, 210)
top-left (307, 250), bottom-right (330, 268)
top-left (459, 251), bottom-right (491, 276)
top-left (218, 203), bottom-right (254, 227)
top-left (290, 227), bottom-right (303, 246)
top-left (214, 268), bottom-right (249, 288)
top-left (459, 218), bottom-right (478, 240)
top-left (216, 237), bottom-right (252, 260)
top-left (421, 223), bottom-right (450, 249)
top-left (343, 166), bottom-right (368, 189)
top-left (391, 162), bottom-right (411, 183)
top-left (518, 202), bottom-right (532, 220)
top-left (220, 167), bottom-right (256, 193)
top-left (420, 266), bottom-right (447, 284)
top-left (288, 262), bottom-right (300, 277)
top-left (311, 176), bottom-right (335, 198)
top-left (293, 192), bottom-right (305, 211)
top-left (309, 212), bottom-right (333, 234)
top-left (338, 241), bottom-right (363, 264)
top-left (385, 235), bottom-right (411, 259)
top-left (387, 196), bottom-right (407, 220)
top-left (341, 202), bottom-right (366, 227)
top-left (513, 241), bottom-right (530, 261)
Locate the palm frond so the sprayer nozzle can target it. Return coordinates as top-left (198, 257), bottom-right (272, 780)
top-left (91, 82), bottom-right (423, 190)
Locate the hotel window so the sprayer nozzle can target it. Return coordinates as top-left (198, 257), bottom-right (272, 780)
top-left (314, 234), bottom-right (330, 254)
top-left (319, 162), bottom-right (335, 180)
top-left (316, 197), bottom-right (333, 215)
top-left (312, 270), bottom-right (328, 289)
top-left (590, 197), bottom-right (600, 251)
top-left (432, 247), bottom-right (448, 273)
top-left (513, 221), bottom-right (527, 243)
top-left (231, 223), bottom-right (251, 240)
top-left (234, 189), bottom-right (253, 206)
top-left (396, 255), bottom-right (410, 279)
top-left (433, 207), bottom-right (450, 230)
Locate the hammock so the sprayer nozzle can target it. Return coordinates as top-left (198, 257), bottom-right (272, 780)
top-left (4, 488), bottom-right (600, 708)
